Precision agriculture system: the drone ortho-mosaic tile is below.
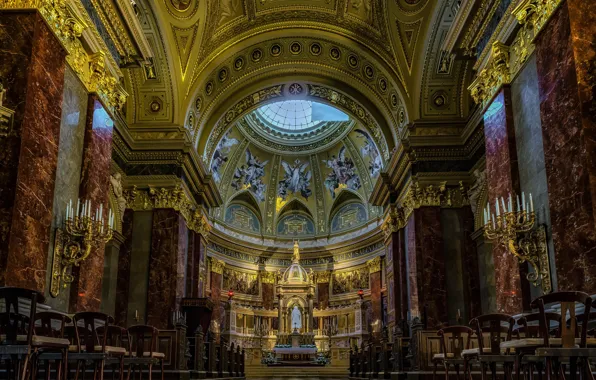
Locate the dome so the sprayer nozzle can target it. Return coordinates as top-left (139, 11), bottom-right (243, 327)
top-left (281, 262), bottom-right (310, 284)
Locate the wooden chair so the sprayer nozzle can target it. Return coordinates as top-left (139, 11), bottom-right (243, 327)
top-left (435, 326), bottom-right (474, 380)
top-left (71, 312), bottom-right (126, 380)
top-left (33, 311), bottom-right (72, 380)
top-left (532, 291), bottom-right (593, 380)
top-left (470, 314), bottom-right (516, 380)
top-left (513, 312), bottom-right (561, 380)
top-left (0, 287), bottom-right (45, 380)
top-left (126, 325), bottom-right (164, 380)
top-left (97, 325), bottom-right (129, 380)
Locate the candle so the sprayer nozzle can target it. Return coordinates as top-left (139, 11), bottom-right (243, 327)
top-left (501, 197), bottom-right (507, 214)
top-left (492, 217), bottom-right (496, 230)
top-left (517, 195), bottom-right (521, 212)
top-left (484, 208), bottom-right (488, 225)
top-left (66, 201), bottom-right (69, 220)
top-left (508, 194), bottom-right (512, 213)
top-left (99, 204), bottom-right (103, 220)
top-left (522, 192), bottom-right (526, 210)
top-left (495, 199), bottom-right (500, 216)
top-left (530, 193), bottom-right (534, 213)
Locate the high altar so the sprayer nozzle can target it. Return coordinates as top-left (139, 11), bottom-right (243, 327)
top-left (273, 241), bottom-right (317, 361)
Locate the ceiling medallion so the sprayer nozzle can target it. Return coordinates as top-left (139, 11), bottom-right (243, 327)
top-left (234, 56), bottom-right (245, 71)
top-left (218, 68), bottom-right (229, 83)
top-left (399, 108), bottom-right (406, 124)
top-left (288, 83), bottom-right (304, 95)
top-left (270, 43), bottom-right (282, 57)
top-left (347, 53), bottom-right (359, 69)
top-left (205, 81), bottom-right (214, 96)
top-left (363, 64), bottom-right (375, 80)
top-left (251, 48), bottom-right (264, 62)
top-left (195, 96), bottom-right (202, 111)
top-left (432, 92), bottom-right (449, 109)
top-left (309, 42), bottom-right (322, 56)
top-left (378, 77), bottom-right (388, 93)
top-left (289, 42), bottom-right (302, 55)
top-left (390, 91), bottom-right (399, 109)
top-left (149, 100), bottom-right (161, 113)
top-left (329, 47), bottom-right (341, 60)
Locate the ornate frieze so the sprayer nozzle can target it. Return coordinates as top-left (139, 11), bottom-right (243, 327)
top-left (316, 271), bottom-right (331, 284)
top-left (210, 257), bottom-right (226, 275)
top-left (223, 266), bottom-right (258, 295)
top-left (1, 0), bottom-right (127, 114)
top-left (468, 41), bottom-right (511, 107)
top-left (381, 205), bottom-right (406, 238)
top-left (332, 267), bottom-right (370, 294)
top-left (124, 185), bottom-right (211, 237)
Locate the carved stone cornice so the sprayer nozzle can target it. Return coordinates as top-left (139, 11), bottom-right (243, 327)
top-left (316, 271), bottom-right (331, 284)
top-left (260, 271), bottom-right (276, 284)
top-left (210, 257), bottom-right (226, 275)
top-left (366, 256), bottom-right (381, 274)
top-left (1, 0), bottom-right (127, 115)
top-left (468, 41), bottom-right (511, 107)
top-left (124, 185), bottom-right (212, 238)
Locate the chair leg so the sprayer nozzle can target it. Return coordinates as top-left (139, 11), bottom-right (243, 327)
top-left (160, 360), bottom-right (164, 380)
top-left (446, 363), bottom-right (450, 380)
top-left (570, 357), bottom-right (578, 380)
top-left (434, 361), bottom-right (438, 380)
top-left (481, 362), bottom-right (488, 380)
top-left (456, 364), bottom-right (461, 380)
top-left (148, 364), bottom-right (152, 380)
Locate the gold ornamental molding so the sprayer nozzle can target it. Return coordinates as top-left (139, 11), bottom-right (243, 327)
top-left (210, 257), bottom-right (226, 275)
top-left (513, 0), bottom-right (564, 40)
top-left (124, 185), bottom-right (212, 237)
top-left (468, 41), bottom-right (510, 107)
top-left (0, 80), bottom-right (15, 138)
top-left (366, 256), bottom-right (381, 274)
top-left (315, 271), bottom-right (331, 284)
top-left (260, 271), bottom-right (276, 284)
top-left (380, 205), bottom-right (406, 238)
top-left (1, 0), bottom-right (127, 115)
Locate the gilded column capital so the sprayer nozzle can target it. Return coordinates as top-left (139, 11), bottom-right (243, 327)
top-left (210, 257), bottom-right (226, 275)
top-left (316, 271), bottom-right (331, 284)
top-left (513, 0), bottom-right (563, 37)
top-left (469, 41), bottom-right (511, 107)
top-left (381, 205), bottom-right (406, 237)
top-left (367, 257), bottom-right (382, 274)
top-left (260, 271), bottom-right (276, 284)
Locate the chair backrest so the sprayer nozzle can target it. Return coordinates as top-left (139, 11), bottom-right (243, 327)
top-left (531, 291), bottom-right (592, 348)
top-left (470, 314), bottom-right (514, 355)
top-left (0, 287), bottom-right (44, 345)
top-left (438, 326), bottom-right (474, 358)
top-left (516, 312), bottom-right (561, 339)
top-left (72, 312), bottom-right (113, 353)
top-left (128, 325), bottom-right (158, 357)
top-left (35, 311), bottom-right (71, 338)
top-left (97, 325), bottom-right (129, 352)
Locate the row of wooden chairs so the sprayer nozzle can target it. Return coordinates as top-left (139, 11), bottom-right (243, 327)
top-left (0, 287), bottom-right (164, 380)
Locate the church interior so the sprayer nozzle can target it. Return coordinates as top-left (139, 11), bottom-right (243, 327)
top-left (0, 0), bottom-right (595, 379)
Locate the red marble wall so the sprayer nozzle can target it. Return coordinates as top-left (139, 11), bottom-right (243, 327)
top-left (0, 11), bottom-right (66, 291)
top-left (317, 282), bottom-right (329, 309)
top-left (187, 231), bottom-right (205, 298)
top-left (460, 207), bottom-right (482, 319)
top-left (386, 230), bottom-right (408, 324)
top-left (114, 209), bottom-right (134, 326)
top-left (69, 97), bottom-right (114, 312)
top-left (146, 209), bottom-right (188, 329)
top-left (370, 270), bottom-right (382, 324)
top-left (534, 1), bottom-right (596, 293)
top-left (407, 207), bottom-right (447, 328)
top-left (210, 270), bottom-right (223, 331)
top-left (483, 88), bottom-right (527, 314)
top-left (262, 283), bottom-right (274, 310)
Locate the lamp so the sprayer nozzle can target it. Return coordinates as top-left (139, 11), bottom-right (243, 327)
top-left (50, 198), bottom-right (114, 297)
top-left (483, 192), bottom-right (551, 293)
top-left (228, 289), bottom-right (235, 300)
top-left (357, 289), bottom-right (364, 300)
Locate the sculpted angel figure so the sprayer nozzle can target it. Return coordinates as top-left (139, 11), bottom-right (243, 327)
top-left (278, 159), bottom-right (312, 200)
top-left (110, 173), bottom-right (126, 221)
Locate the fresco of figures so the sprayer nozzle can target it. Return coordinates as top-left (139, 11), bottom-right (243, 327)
top-left (223, 267), bottom-right (259, 295)
top-left (211, 131), bottom-right (239, 183)
top-left (354, 129), bottom-right (382, 177)
top-left (332, 267), bottom-right (369, 294)
top-left (278, 159), bottom-right (312, 200)
top-left (231, 148), bottom-right (268, 201)
top-left (322, 146), bottom-right (361, 198)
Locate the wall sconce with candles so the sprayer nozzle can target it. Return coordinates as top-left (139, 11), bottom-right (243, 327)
top-left (483, 192), bottom-right (552, 293)
top-left (50, 198), bottom-right (115, 297)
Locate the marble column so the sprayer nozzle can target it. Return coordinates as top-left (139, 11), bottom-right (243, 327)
top-left (146, 209), bottom-right (188, 329)
top-left (261, 275), bottom-right (275, 310)
top-left (534, 0), bottom-right (596, 292)
top-left (367, 257), bottom-right (383, 326)
top-left (406, 207), bottom-right (447, 328)
top-left (385, 229), bottom-right (408, 327)
top-left (316, 274), bottom-right (330, 309)
top-left (187, 231), bottom-right (207, 298)
top-left (114, 209), bottom-right (134, 326)
top-left (0, 11), bottom-right (67, 292)
top-left (209, 257), bottom-right (225, 335)
top-left (69, 96), bottom-right (114, 312)
top-left (101, 231), bottom-right (125, 317)
top-left (483, 88), bottom-right (531, 313)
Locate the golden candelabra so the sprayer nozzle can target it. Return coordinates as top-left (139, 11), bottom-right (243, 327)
top-left (50, 199), bottom-right (114, 297)
top-left (483, 194), bottom-right (551, 293)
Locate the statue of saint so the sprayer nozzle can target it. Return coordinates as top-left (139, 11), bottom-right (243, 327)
top-left (291, 306), bottom-right (302, 330)
top-left (292, 240), bottom-right (300, 262)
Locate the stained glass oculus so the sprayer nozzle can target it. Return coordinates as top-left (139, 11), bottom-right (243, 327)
top-left (257, 100), bottom-right (349, 131)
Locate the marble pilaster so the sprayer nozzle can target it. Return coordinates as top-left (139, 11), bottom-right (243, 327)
top-left (0, 11), bottom-right (66, 292)
top-left (115, 209), bottom-right (134, 326)
top-left (534, 1), bottom-right (596, 292)
top-left (385, 229), bottom-right (408, 326)
top-left (317, 282), bottom-right (329, 310)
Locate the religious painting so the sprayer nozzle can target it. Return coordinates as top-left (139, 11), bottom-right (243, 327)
top-left (330, 203), bottom-right (367, 233)
top-left (277, 214), bottom-right (315, 236)
top-left (347, 0), bottom-right (373, 23)
top-left (222, 267), bottom-right (259, 295)
top-left (353, 129), bottom-right (382, 177)
top-left (332, 267), bottom-right (369, 294)
top-left (171, 0), bottom-right (192, 11)
top-left (322, 146), bottom-right (361, 198)
top-left (231, 148), bottom-right (268, 201)
top-left (224, 204), bottom-right (261, 233)
top-left (278, 159), bottom-right (312, 200)
top-left (217, 0), bottom-right (243, 26)
top-left (211, 130), bottom-right (239, 183)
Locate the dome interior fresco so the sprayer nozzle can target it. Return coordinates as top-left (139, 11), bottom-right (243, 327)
top-left (210, 97), bottom-right (383, 242)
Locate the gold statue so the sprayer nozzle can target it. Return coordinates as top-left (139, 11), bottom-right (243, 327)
top-left (292, 240), bottom-right (300, 262)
